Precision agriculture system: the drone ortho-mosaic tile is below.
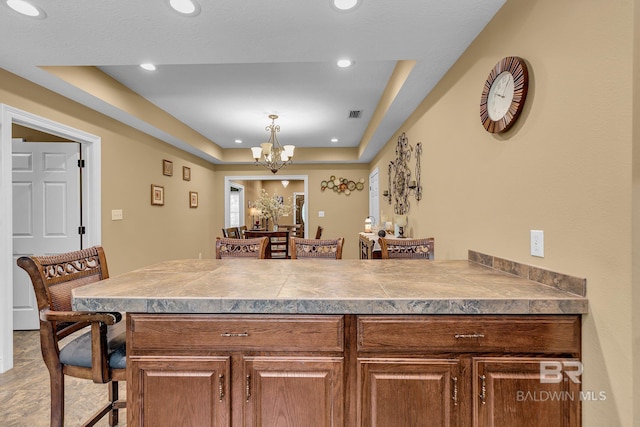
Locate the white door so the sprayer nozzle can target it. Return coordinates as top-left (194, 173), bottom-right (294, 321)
top-left (369, 168), bottom-right (380, 227)
top-left (12, 140), bottom-right (81, 330)
top-left (227, 183), bottom-right (245, 227)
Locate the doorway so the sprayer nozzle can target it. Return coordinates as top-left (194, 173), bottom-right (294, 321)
top-left (0, 104), bottom-right (102, 373)
top-left (227, 182), bottom-right (245, 228)
top-left (224, 175), bottom-right (308, 237)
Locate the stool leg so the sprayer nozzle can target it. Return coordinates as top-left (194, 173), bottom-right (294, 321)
top-left (108, 381), bottom-right (119, 426)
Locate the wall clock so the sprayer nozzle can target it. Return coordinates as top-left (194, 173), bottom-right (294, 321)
top-left (480, 56), bottom-right (529, 133)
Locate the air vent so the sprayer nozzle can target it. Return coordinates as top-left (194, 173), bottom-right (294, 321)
top-left (348, 110), bottom-right (362, 119)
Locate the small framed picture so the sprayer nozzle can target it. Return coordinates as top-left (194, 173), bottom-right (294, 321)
top-left (151, 184), bottom-right (164, 206)
top-left (183, 166), bottom-right (191, 181)
top-left (189, 191), bottom-right (198, 208)
top-left (162, 159), bottom-right (173, 176)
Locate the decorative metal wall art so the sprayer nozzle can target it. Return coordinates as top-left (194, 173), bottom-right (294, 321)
top-left (383, 132), bottom-right (422, 214)
top-left (320, 176), bottom-right (365, 196)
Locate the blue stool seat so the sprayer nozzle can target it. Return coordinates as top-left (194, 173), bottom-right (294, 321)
top-left (59, 324), bottom-right (126, 370)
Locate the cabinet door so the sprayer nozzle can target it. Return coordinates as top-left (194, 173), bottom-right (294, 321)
top-left (242, 356), bottom-right (344, 427)
top-left (473, 358), bottom-right (581, 427)
top-left (128, 356), bottom-right (231, 427)
top-left (358, 358), bottom-right (461, 427)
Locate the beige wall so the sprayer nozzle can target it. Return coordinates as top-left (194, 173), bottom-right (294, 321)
top-left (370, 0), bottom-right (635, 425)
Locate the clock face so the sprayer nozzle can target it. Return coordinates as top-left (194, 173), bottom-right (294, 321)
top-left (487, 71), bottom-right (514, 121)
top-left (480, 56), bottom-right (529, 133)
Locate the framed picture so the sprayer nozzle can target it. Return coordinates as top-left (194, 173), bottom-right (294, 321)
top-left (151, 184), bottom-right (164, 206)
top-left (189, 191), bottom-right (198, 208)
top-left (183, 166), bottom-right (191, 181)
top-left (163, 159), bottom-right (173, 176)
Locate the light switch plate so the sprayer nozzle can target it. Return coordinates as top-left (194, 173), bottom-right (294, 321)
top-left (318, 211), bottom-right (325, 218)
top-left (530, 230), bottom-right (544, 257)
top-left (111, 209), bottom-right (123, 221)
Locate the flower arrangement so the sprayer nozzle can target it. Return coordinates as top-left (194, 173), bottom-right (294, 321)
top-left (254, 189), bottom-right (292, 227)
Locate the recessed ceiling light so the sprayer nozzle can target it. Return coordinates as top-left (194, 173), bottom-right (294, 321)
top-left (234, 139), bottom-right (243, 144)
top-left (6, 0), bottom-right (46, 18)
top-left (331, 138), bottom-right (339, 143)
top-left (332, 0), bottom-right (360, 11)
top-left (168, 0), bottom-right (201, 16)
top-left (337, 59), bottom-right (353, 68)
top-left (140, 63), bottom-right (157, 71)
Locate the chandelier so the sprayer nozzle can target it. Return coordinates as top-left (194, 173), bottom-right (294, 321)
top-left (250, 114), bottom-right (295, 174)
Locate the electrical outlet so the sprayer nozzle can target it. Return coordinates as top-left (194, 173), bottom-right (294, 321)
top-left (318, 211), bottom-right (325, 218)
top-left (111, 209), bottom-right (123, 221)
top-left (530, 230), bottom-right (544, 257)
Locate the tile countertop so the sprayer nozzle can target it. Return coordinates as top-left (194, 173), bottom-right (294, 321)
top-left (72, 259), bottom-right (588, 315)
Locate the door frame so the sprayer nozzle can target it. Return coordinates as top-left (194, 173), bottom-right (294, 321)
top-left (0, 104), bottom-right (102, 373)
top-left (369, 167), bottom-right (380, 226)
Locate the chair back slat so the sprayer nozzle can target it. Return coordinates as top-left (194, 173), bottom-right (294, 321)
top-left (17, 246), bottom-right (109, 334)
top-left (379, 237), bottom-right (435, 259)
top-left (291, 237), bottom-right (344, 259)
top-left (216, 237), bottom-right (268, 259)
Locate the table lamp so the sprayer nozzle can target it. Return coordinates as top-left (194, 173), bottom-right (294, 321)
top-left (249, 208), bottom-right (261, 229)
top-left (394, 214), bottom-right (407, 238)
top-left (364, 216), bottom-right (373, 233)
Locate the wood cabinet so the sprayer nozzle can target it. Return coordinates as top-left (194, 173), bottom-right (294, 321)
top-left (127, 314), bottom-right (581, 427)
top-left (358, 358), bottom-right (461, 426)
top-left (473, 357), bottom-right (581, 427)
top-left (243, 357), bottom-right (343, 426)
top-left (127, 314), bottom-right (345, 427)
top-left (356, 315), bottom-right (581, 427)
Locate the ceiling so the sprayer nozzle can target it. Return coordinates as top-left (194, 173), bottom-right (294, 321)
top-left (0, 0), bottom-right (506, 165)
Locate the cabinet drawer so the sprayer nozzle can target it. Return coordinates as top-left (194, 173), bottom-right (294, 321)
top-left (357, 315), bottom-right (580, 354)
top-left (129, 314), bottom-right (344, 353)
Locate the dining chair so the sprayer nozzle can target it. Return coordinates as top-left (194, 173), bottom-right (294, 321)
top-left (278, 224), bottom-right (302, 238)
top-left (215, 236), bottom-right (268, 259)
top-left (225, 227), bottom-right (241, 239)
top-left (16, 246), bottom-right (126, 427)
top-left (378, 237), bottom-right (435, 259)
top-left (359, 234), bottom-right (375, 259)
top-left (290, 237), bottom-right (345, 259)
top-left (315, 225), bottom-right (324, 239)
top-left (238, 225), bottom-right (248, 238)
top-left (244, 230), bottom-right (290, 259)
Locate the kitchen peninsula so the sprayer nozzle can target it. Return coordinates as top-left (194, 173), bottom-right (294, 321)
top-left (73, 255), bottom-right (587, 427)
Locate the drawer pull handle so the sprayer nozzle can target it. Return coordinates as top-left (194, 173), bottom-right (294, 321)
top-left (218, 374), bottom-right (225, 401)
top-left (221, 332), bottom-right (249, 337)
top-left (246, 374), bottom-right (251, 402)
top-left (480, 375), bottom-right (487, 405)
top-left (452, 376), bottom-right (458, 405)
top-left (454, 333), bottom-right (485, 339)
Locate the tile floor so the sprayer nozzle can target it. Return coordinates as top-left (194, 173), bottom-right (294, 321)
top-left (0, 331), bottom-right (127, 426)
